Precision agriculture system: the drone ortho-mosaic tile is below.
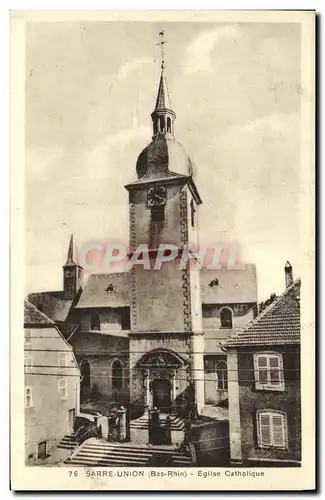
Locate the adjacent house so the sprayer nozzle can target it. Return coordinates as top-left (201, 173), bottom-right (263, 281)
top-left (226, 263), bottom-right (301, 466)
top-left (24, 300), bottom-right (80, 463)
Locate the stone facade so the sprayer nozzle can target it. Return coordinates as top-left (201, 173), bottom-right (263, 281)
top-left (69, 330), bottom-right (129, 405)
top-left (129, 333), bottom-right (191, 417)
top-left (126, 175), bottom-right (205, 414)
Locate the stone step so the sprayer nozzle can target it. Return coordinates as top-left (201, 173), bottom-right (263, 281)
top-left (65, 440), bottom-right (192, 467)
top-left (76, 451), bottom-right (150, 462)
top-left (80, 442), bottom-right (187, 456)
top-left (58, 434), bottom-right (78, 450)
top-left (79, 447), bottom-right (152, 458)
top-left (66, 454), bottom-right (191, 467)
top-left (130, 415), bottom-right (184, 431)
top-left (66, 457), bottom-right (147, 467)
top-left (76, 446), bottom-right (190, 462)
top-left (67, 458), bottom-right (191, 467)
top-left (60, 438), bottom-right (78, 445)
top-left (63, 435), bottom-right (78, 441)
top-left (58, 444), bottom-right (78, 450)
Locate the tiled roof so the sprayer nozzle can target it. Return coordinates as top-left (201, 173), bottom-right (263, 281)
top-left (226, 278), bottom-right (301, 347)
top-left (24, 300), bottom-right (55, 326)
top-left (76, 272), bottom-right (131, 308)
top-left (28, 291), bottom-right (74, 322)
top-left (201, 264), bottom-right (257, 305)
top-left (75, 265), bottom-right (258, 310)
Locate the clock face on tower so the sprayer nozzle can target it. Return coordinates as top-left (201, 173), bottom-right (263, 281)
top-left (147, 185), bottom-right (167, 207)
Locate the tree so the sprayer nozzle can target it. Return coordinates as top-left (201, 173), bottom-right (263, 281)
top-left (258, 293), bottom-right (277, 314)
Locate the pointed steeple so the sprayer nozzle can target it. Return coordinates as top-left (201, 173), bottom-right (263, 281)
top-left (155, 68), bottom-right (172, 111)
top-left (65, 234), bottom-right (76, 266)
top-left (151, 31), bottom-right (176, 140)
top-left (63, 234), bottom-right (83, 299)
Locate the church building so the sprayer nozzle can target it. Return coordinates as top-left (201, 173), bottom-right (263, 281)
top-left (28, 58), bottom-right (258, 421)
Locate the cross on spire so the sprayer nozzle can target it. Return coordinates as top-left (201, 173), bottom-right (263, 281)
top-left (157, 30), bottom-right (166, 70)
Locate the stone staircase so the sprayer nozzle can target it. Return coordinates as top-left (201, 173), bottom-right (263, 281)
top-left (64, 439), bottom-right (192, 467)
top-left (130, 413), bottom-right (185, 431)
top-left (58, 434), bottom-right (79, 451)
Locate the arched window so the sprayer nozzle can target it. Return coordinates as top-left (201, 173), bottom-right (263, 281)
top-left (167, 117), bottom-right (171, 133)
top-left (153, 121), bottom-right (158, 135)
top-left (160, 116), bottom-right (165, 132)
top-left (90, 313), bottom-right (100, 331)
top-left (216, 360), bottom-right (228, 391)
top-left (112, 360), bottom-right (123, 390)
top-left (80, 359), bottom-right (91, 401)
top-left (220, 307), bottom-right (233, 328)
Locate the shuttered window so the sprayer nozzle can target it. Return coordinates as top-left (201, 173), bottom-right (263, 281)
top-left (24, 329), bottom-right (31, 350)
top-left (59, 379), bottom-right (68, 400)
top-left (254, 352), bottom-right (284, 391)
top-left (257, 411), bottom-right (287, 449)
top-left (25, 387), bottom-right (32, 407)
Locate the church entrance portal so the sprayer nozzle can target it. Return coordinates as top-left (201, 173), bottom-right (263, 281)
top-left (138, 349), bottom-right (186, 415)
top-left (152, 378), bottom-right (172, 413)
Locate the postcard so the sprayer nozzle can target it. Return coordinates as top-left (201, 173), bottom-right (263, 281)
top-left (10, 9), bottom-right (315, 491)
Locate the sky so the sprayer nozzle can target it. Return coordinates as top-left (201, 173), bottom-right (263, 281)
top-left (25, 21), bottom-right (302, 301)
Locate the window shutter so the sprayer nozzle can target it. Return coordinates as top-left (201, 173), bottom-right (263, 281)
top-left (25, 387), bottom-right (32, 407)
top-left (272, 414), bottom-right (285, 447)
top-left (59, 379), bottom-right (67, 398)
top-left (259, 413), bottom-right (272, 446)
top-left (257, 356), bottom-right (268, 384)
top-left (269, 356), bottom-right (281, 385)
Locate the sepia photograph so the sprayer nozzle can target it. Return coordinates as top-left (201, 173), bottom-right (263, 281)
top-left (10, 9), bottom-right (315, 491)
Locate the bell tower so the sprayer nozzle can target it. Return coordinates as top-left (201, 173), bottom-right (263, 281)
top-left (63, 234), bottom-right (83, 300)
top-left (125, 33), bottom-right (205, 415)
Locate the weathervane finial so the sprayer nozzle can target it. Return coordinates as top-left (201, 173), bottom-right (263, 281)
top-left (158, 30), bottom-right (165, 70)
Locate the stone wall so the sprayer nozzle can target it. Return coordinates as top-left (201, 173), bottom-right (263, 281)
top-left (202, 302), bottom-right (256, 330)
top-left (189, 420), bottom-right (230, 466)
top-left (79, 307), bottom-right (130, 333)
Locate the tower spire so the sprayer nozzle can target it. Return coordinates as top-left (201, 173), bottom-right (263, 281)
top-left (65, 234), bottom-right (75, 266)
top-left (151, 31), bottom-right (176, 140)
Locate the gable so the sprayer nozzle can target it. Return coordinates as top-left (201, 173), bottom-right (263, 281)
top-left (227, 279), bottom-right (301, 347)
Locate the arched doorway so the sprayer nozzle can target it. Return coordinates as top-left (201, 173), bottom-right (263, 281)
top-left (137, 349), bottom-right (186, 414)
top-left (151, 378), bottom-right (172, 413)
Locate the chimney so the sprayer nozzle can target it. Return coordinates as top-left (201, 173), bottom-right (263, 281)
top-left (284, 261), bottom-right (293, 288)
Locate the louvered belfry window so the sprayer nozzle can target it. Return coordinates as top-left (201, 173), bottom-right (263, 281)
top-left (257, 410), bottom-right (287, 449)
top-left (254, 352), bottom-right (285, 391)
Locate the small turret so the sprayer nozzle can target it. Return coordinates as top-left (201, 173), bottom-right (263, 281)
top-left (63, 234), bottom-right (83, 299)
